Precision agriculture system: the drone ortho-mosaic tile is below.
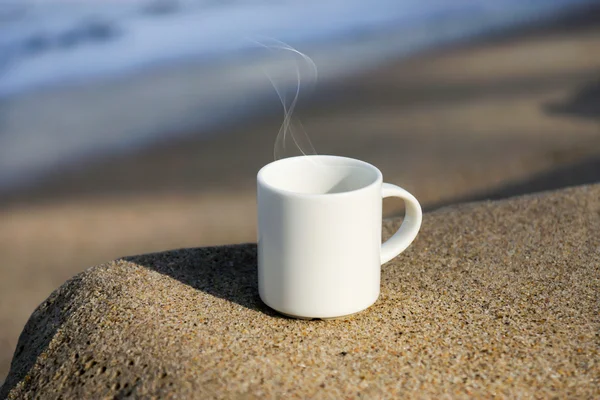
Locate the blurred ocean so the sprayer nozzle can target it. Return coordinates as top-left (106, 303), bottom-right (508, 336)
top-left (0, 0), bottom-right (596, 191)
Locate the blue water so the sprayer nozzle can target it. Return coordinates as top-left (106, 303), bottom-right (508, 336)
top-left (0, 0), bottom-right (596, 192)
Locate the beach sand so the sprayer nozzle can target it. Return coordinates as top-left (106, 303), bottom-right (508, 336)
top-left (1, 21), bottom-right (599, 380)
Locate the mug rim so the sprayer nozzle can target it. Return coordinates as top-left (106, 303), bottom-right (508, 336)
top-left (257, 155), bottom-right (383, 199)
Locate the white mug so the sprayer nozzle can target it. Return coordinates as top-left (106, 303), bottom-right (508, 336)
top-left (257, 155), bottom-right (422, 319)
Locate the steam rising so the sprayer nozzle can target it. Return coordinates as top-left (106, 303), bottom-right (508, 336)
top-left (252, 38), bottom-right (319, 160)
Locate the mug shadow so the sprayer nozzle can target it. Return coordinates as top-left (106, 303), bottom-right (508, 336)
top-left (121, 244), bottom-right (283, 318)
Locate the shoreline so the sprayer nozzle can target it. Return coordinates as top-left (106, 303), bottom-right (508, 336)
top-left (2, 3), bottom-right (599, 199)
top-left (2, 16), bottom-right (600, 210)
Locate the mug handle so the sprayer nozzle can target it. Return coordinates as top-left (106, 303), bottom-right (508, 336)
top-left (380, 183), bottom-right (423, 264)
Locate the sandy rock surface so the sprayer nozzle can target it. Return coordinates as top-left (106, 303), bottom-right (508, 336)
top-left (2, 185), bottom-right (599, 399)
